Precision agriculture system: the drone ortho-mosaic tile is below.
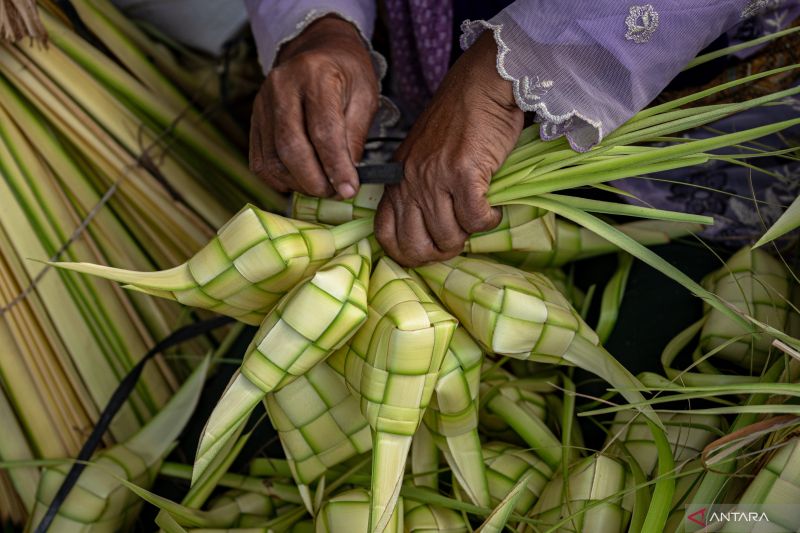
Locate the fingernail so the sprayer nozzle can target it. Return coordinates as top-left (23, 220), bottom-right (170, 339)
top-left (338, 183), bottom-right (356, 199)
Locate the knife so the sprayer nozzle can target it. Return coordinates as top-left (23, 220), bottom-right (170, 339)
top-left (356, 162), bottom-right (404, 185)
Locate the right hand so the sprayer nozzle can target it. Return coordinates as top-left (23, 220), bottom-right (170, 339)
top-left (249, 16), bottom-right (379, 199)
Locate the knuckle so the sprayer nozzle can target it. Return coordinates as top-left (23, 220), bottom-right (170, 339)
top-left (402, 235), bottom-right (435, 264)
top-left (265, 70), bottom-right (283, 92)
top-left (433, 247), bottom-right (461, 263)
top-left (255, 164), bottom-right (290, 193)
top-left (256, 159), bottom-right (288, 188)
top-left (462, 209), bottom-right (498, 233)
top-left (309, 120), bottom-right (339, 143)
top-left (291, 52), bottom-right (319, 72)
top-left (263, 176), bottom-right (290, 193)
top-left (275, 136), bottom-right (304, 159)
top-left (305, 180), bottom-right (333, 198)
top-left (453, 163), bottom-right (485, 183)
top-left (437, 233), bottom-right (467, 253)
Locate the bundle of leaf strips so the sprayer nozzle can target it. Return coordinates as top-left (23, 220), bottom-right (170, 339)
top-left (0, 0), bottom-right (284, 527)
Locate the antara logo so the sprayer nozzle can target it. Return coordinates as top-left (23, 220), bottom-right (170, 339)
top-left (687, 508), bottom-right (706, 526)
top-left (686, 507), bottom-right (771, 526)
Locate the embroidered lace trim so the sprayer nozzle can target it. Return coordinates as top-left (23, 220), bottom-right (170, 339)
top-left (741, 0), bottom-right (782, 19)
top-left (460, 19), bottom-right (603, 152)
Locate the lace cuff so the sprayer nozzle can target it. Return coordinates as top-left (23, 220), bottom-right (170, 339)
top-left (461, 16), bottom-right (603, 152)
top-left (461, 2), bottom-right (752, 153)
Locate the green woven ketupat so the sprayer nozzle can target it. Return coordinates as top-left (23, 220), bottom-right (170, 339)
top-left (30, 448), bottom-right (157, 532)
top-left (422, 327), bottom-right (489, 507)
top-left (328, 257), bottom-right (457, 533)
top-left (464, 205), bottom-right (556, 253)
top-left (606, 411), bottom-right (723, 476)
top-left (264, 360), bottom-right (371, 489)
top-left (404, 501), bottom-right (468, 533)
top-left (52, 204), bottom-right (373, 325)
top-left (193, 241), bottom-right (372, 484)
top-left (416, 256), bottom-right (598, 363)
top-left (415, 256), bottom-right (656, 419)
top-left (482, 442), bottom-right (553, 516)
top-left (700, 247), bottom-right (792, 369)
top-left (292, 186), bottom-right (384, 225)
top-left (315, 488), bottom-right (403, 533)
top-left (491, 219), bottom-right (697, 269)
top-left (205, 490), bottom-right (275, 528)
top-left (27, 361), bottom-right (207, 532)
top-left (722, 437), bottom-right (800, 532)
top-left (530, 453), bottom-right (635, 533)
top-left (240, 240), bottom-right (372, 391)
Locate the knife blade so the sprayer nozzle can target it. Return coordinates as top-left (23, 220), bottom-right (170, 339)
top-left (356, 162), bottom-right (404, 185)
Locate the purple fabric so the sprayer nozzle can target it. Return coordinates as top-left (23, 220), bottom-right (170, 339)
top-left (383, 0), bottom-right (452, 115)
top-left (613, 90), bottom-right (800, 245)
top-left (460, 1), bottom-right (772, 151)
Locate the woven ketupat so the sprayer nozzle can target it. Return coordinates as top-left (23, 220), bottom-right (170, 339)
top-left (482, 442), bottom-right (553, 515)
top-left (206, 490), bottom-right (275, 527)
top-left (193, 241), bottom-right (372, 483)
top-left (53, 204), bottom-right (373, 325)
top-left (404, 501), bottom-right (468, 533)
top-left (464, 205), bottom-right (556, 254)
top-left (416, 256), bottom-right (654, 430)
top-left (292, 186), bottom-right (384, 225)
top-left (701, 247), bottom-right (792, 369)
top-left (330, 257), bottom-right (457, 533)
top-left (240, 240), bottom-right (372, 392)
top-left (491, 219), bottom-right (696, 270)
top-left (315, 489), bottom-right (403, 533)
top-left (30, 449), bottom-right (155, 531)
top-left (423, 327), bottom-right (488, 506)
top-left (27, 361), bottom-right (206, 531)
top-left (727, 437), bottom-right (800, 531)
top-left (264, 361), bottom-right (372, 486)
top-left (606, 411), bottom-right (723, 475)
top-left (531, 454), bottom-right (634, 532)
top-left (416, 256), bottom-right (598, 363)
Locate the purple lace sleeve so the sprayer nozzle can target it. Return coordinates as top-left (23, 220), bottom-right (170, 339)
top-left (244, 0), bottom-right (380, 74)
top-left (460, 1), bottom-right (777, 152)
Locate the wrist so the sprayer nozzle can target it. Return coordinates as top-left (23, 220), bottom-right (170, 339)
top-left (467, 32), bottom-right (517, 111)
top-left (277, 15), bottom-right (368, 64)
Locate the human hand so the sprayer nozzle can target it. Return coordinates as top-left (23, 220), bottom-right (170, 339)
top-left (249, 16), bottom-right (379, 199)
top-left (375, 32), bottom-right (524, 267)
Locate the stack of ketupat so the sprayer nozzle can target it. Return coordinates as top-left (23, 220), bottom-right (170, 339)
top-left (0, 0), bottom-right (284, 528)
top-left (5, 2), bottom-right (800, 531)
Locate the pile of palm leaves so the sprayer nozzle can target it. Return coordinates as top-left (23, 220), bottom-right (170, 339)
top-left (0, 0), bottom-right (279, 528)
top-left (2, 2), bottom-right (800, 532)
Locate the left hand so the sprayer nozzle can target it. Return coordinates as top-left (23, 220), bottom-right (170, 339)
top-left (375, 32), bottom-right (524, 267)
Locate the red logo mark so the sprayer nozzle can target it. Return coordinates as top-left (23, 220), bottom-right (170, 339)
top-left (688, 508), bottom-right (707, 526)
